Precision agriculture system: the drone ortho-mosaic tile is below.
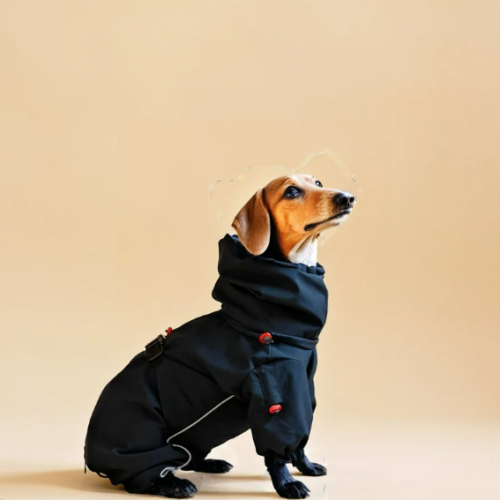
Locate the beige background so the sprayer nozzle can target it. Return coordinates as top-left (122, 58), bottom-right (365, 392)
top-left (1, 1), bottom-right (499, 499)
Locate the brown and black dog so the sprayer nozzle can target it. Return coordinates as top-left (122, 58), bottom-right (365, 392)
top-left (84, 173), bottom-right (356, 499)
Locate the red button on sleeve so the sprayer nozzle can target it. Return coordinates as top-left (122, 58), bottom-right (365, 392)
top-left (269, 404), bottom-right (282, 414)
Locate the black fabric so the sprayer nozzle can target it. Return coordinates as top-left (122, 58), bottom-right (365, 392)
top-left (84, 233), bottom-right (329, 488)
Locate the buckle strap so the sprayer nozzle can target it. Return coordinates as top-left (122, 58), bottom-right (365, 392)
top-left (144, 334), bottom-right (166, 361)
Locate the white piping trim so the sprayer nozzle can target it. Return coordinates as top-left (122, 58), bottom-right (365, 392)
top-left (159, 444), bottom-right (192, 478)
top-left (160, 395), bottom-right (235, 478)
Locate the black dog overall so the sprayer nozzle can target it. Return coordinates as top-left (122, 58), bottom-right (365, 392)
top-left (84, 233), bottom-right (328, 495)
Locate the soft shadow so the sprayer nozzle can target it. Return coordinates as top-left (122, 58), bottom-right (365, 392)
top-left (200, 492), bottom-right (277, 498)
top-left (187, 471), bottom-right (278, 497)
top-left (0, 469), bottom-right (127, 494)
top-left (222, 473), bottom-right (270, 481)
top-left (0, 469), bottom-right (278, 498)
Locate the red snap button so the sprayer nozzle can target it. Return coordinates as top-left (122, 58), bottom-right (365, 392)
top-left (165, 326), bottom-right (173, 336)
top-left (269, 404), bottom-right (282, 414)
top-left (259, 332), bottom-right (273, 344)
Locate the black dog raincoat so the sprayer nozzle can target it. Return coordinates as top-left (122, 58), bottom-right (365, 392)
top-left (84, 233), bottom-right (328, 492)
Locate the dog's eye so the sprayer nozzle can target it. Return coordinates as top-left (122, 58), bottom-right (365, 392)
top-left (284, 186), bottom-right (302, 198)
top-left (315, 180), bottom-right (323, 188)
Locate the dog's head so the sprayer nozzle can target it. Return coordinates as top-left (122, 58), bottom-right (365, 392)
top-left (232, 174), bottom-right (356, 259)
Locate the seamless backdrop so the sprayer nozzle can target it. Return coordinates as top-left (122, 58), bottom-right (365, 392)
top-left (1, 2), bottom-right (499, 499)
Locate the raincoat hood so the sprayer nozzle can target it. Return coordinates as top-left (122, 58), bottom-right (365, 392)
top-left (212, 233), bottom-right (329, 346)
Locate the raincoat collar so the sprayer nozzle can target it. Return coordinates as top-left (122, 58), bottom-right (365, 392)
top-left (211, 234), bottom-right (329, 348)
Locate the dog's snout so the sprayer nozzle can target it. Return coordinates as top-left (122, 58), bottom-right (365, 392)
top-left (333, 192), bottom-right (356, 208)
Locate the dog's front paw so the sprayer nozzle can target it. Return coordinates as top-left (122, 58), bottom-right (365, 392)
top-left (297, 462), bottom-right (327, 477)
top-left (186, 459), bottom-right (233, 474)
top-left (156, 474), bottom-right (198, 498)
top-left (276, 480), bottom-right (310, 499)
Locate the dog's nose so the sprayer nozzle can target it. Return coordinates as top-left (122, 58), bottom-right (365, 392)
top-left (333, 192), bottom-right (356, 208)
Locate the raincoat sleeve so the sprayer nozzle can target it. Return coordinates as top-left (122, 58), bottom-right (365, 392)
top-left (240, 359), bottom-right (314, 463)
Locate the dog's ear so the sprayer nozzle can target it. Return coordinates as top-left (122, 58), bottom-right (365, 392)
top-left (231, 188), bottom-right (271, 255)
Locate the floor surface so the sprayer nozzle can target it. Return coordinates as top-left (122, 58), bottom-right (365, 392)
top-left (1, 422), bottom-right (499, 500)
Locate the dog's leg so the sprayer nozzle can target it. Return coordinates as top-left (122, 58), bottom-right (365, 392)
top-left (184, 458), bottom-right (233, 474)
top-left (180, 451), bottom-right (233, 474)
top-left (265, 454), bottom-right (310, 499)
top-left (154, 471), bottom-right (198, 498)
top-left (290, 447), bottom-right (327, 477)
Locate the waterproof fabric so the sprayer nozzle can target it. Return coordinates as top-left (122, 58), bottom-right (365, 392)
top-left (84, 233), bottom-right (329, 491)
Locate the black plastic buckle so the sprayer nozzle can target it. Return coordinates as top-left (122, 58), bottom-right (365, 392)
top-left (144, 334), bottom-right (166, 361)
